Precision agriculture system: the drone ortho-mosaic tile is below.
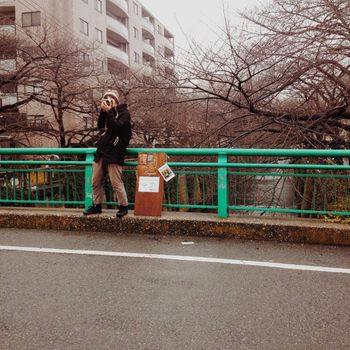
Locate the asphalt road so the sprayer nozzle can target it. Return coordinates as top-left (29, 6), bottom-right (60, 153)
top-left (1, 228), bottom-right (350, 350)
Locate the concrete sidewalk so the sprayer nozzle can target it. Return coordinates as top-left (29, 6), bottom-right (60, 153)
top-left (0, 207), bottom-right (350, 246)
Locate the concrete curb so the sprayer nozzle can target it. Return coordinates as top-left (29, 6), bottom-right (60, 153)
top-left (0, 208), bottom-right (350, 246)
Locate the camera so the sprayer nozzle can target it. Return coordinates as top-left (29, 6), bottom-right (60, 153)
top-left (104, 97), bottom-right (113, 106)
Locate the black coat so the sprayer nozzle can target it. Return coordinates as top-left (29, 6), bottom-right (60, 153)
top-left (94, 103), bottom-right (132, 165)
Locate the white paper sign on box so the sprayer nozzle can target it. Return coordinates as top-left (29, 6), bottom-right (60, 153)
top-left (138, 176), bottom-right (160, 193)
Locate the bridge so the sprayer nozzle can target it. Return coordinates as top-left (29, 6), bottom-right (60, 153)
top-left (0, 147), bottom-right (350, 244)
top-left (1, 148), bottom-right (350, 349)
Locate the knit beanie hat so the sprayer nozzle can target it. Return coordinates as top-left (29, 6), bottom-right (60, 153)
top-left (103, 90), bottom-right (119, 103)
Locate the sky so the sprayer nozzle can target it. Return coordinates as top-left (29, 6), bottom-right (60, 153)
top-left (140, 0), bottom-right (270, 52)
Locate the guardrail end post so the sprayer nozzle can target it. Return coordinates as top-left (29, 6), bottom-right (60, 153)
top-left (84, 151), bottom-right (94, 210)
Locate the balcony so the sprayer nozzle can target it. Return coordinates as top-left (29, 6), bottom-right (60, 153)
top-left (142, 41), bottom-right (155, 57)
top-left (0, 93), bottom-right (17, 107)
top-left (0, 1), bottom-right (15, 7)
top-left (163, 62), bottom-right (175, 76)
top-left (164, 39), bottom-right (174, 57)
top-left (0, 24), bottom-right (15, 36)
top-left (142, 18), bottom-right (154, 36)
top-left (107, 44), bottom-right (129, 65)
top-left (164, 60), bottom-right (174, 70)
top-left (0, 111), bottom-right (27, 131)
top-left (0, 59), bottom-right (16, 73)
top-left (106, 15), bottom-right (129, 40)
top-left (27, 115), bottom-right (49, 131)
top-left (141, 65), bottom-right (153, 76)
top-left (107, 0), bottom-right (128, 16)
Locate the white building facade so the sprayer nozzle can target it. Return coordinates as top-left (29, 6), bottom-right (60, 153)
top-left (0, 0), bottom-right (174, 73)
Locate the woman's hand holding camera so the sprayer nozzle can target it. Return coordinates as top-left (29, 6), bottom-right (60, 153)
top-left (101, 98), bottom-right (116, 112)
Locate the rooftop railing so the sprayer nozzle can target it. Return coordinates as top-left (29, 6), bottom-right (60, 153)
top-left (1, 147), bottom-right (350, 218)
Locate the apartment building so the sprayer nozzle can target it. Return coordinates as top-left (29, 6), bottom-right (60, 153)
top-left (0, 0), bottom-right (174, 72)
top-left (0, 0), bottom-right (175, 146)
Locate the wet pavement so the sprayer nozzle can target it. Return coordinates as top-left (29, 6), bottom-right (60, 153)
top-left (1, 228), bottom-right (350, 350)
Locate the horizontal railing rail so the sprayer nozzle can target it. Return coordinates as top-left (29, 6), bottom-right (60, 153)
top-left (1, 148), bottom-right (350, 218)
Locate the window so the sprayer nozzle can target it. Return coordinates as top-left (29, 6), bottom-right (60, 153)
top-left (157, 25), bottom-right (162, 34)
top-left (24, 81), bottom-right (43, 95)
top-left (133, 2), bottom-right (138, 15)
top-left (95, 28), bottom-right (103, 43)
top-left (133, 27), bottom-right (138, 39)
top-left (95, 0), bottom-right (102, 13)
top-left (80, 19), bottom-right (89, 36)
top-left (81, 53), bottom-right (90, 63)
top-left (27, 115), bottom-right (48, 131)
top-left (134, 51), bottom-right (140, 63)
top-left (22, 12), bottom-right (41, 27)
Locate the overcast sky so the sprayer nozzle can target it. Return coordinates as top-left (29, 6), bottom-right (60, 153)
top-left (140, 0), bottom-right (270, 52)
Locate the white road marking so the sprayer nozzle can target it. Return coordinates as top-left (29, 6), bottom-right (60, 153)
top-left (0, 245), bottom-right (350, 275)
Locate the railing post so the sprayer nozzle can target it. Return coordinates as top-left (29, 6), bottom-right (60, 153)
top-left (84, 150), bottom-right (95, 210)
top-left (218, 152), bottom-right (229, 218)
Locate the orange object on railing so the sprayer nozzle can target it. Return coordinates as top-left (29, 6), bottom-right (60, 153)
top-left (134, 152), bottom-right (166, 217)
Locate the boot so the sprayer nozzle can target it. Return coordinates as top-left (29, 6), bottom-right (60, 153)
top-left (83, 203), bottom-right (102, 215)
top-left (116, 205), bottom-right (128, 218)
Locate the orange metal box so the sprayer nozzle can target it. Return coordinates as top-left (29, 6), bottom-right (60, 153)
top-left (134, 153), bottom-right (166, 217)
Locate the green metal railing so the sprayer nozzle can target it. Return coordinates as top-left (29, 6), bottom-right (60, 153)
top-left (1, 147), bottom-right (350, 218)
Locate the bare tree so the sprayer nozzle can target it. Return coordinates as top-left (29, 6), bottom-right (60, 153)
top-left (1, 14), bottom-right (207, 149)
top-left (167, 0), bottom-right (350, 149)
top-left (0, 19), bottom-right (108, 147)
top-left (99, 64), bottom-right (206, 148)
